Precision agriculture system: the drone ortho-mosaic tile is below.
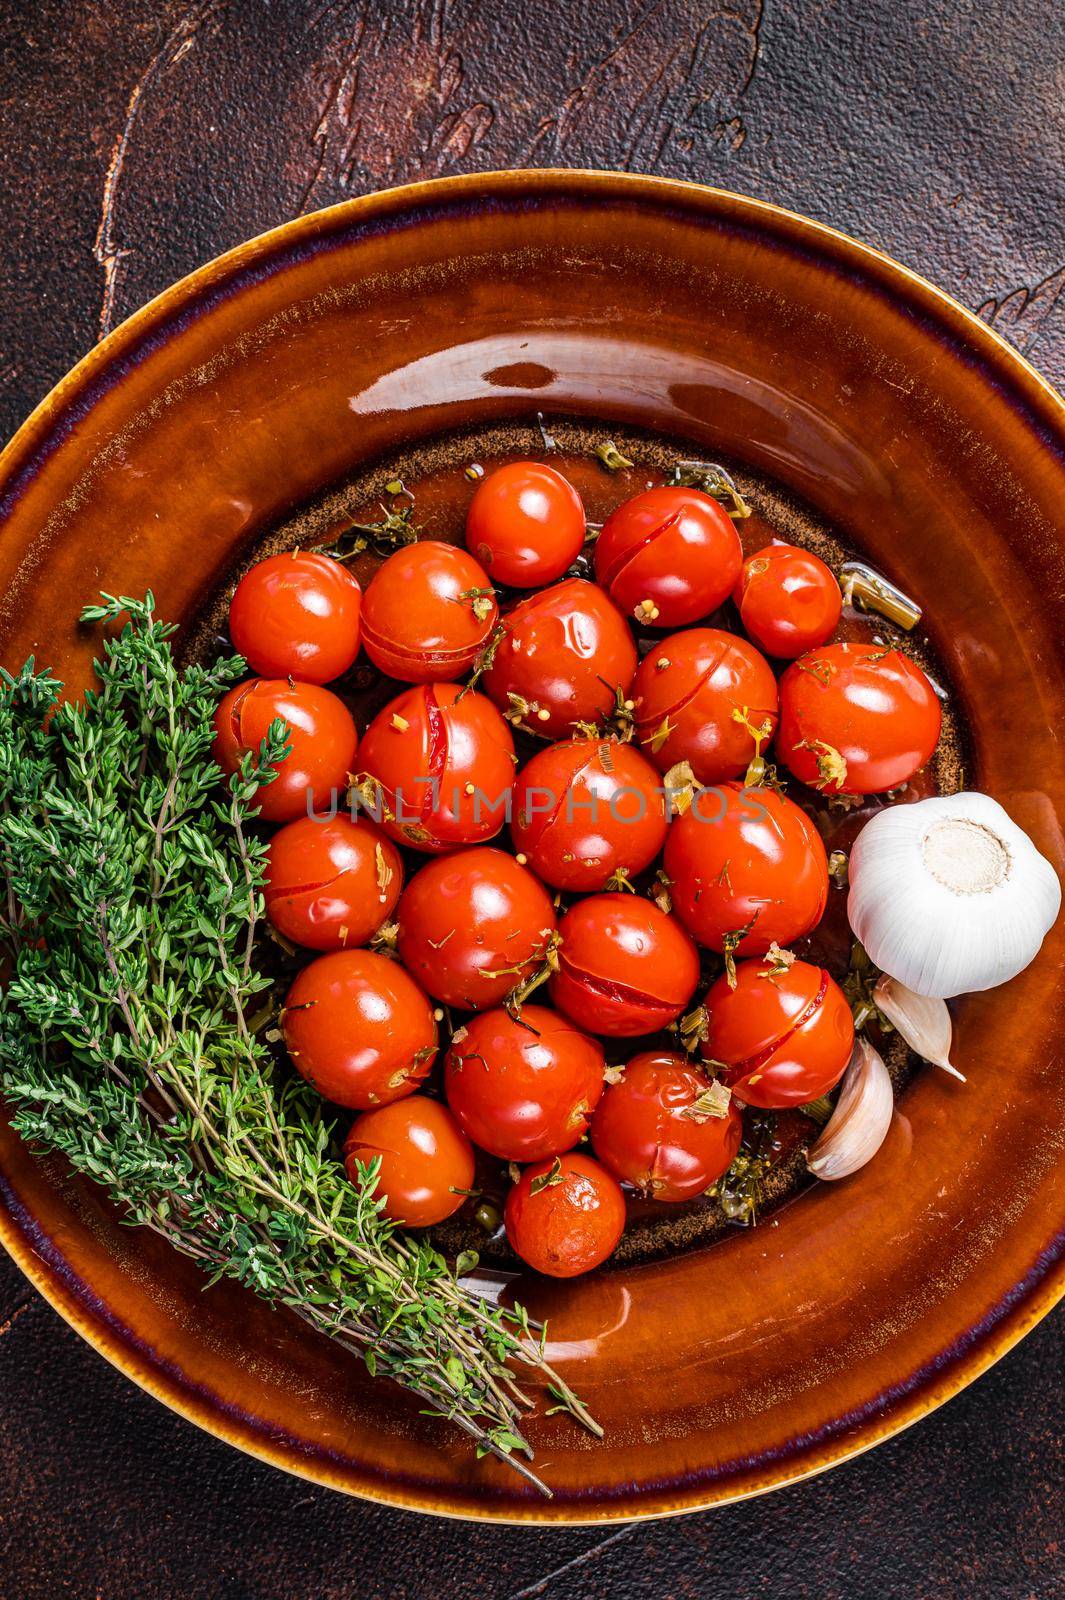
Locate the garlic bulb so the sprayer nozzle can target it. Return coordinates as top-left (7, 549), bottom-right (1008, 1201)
top-left (873, 975), bottom-right (964, 1081)
top-left (848, 792), bottom-right (1060, 998)
top-left (807, 1037), bottom-right (894, 1180)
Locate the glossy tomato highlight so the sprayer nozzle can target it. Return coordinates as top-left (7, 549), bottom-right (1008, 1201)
top-left (590, 1051), bottom-right (743, 1200)
top-left (396, 846), bottom-right (557, 1010)
top-left (632, 628), bottom-right (778, 785)
top-left (265, 813), bottom-right (402, 950)
top-left (229, 550), bottom-right (362, 683)
top-left (212, 678), bottom-right (358, 823)
top-left (510, 737), bottom-right (668, 893)
top-left (344, 1098), bottom-right (474, 1227)
top-left (594, 485), bottom-right (743, 627)
top-left (700, 957), bottom-right (853, 1109)
top-left (466, 461), bottom-right (585, 587)
top-left (360, 540), bottom-right (498, 682)
top-left (504, 1152), bottom-right (626, 1278)
top-left (549, 894), bottom-right (699, 1037)
top-left (733, 543), bottom-right (841, 658)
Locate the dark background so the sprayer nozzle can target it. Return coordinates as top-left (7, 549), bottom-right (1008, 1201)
top-left (0, 1), bottom-right (1062, 1595)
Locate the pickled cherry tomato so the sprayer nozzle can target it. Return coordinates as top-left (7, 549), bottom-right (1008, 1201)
top-left (213, 678), bottom-right (358, 823)
top-left (700, 958), bottom-right (853, 1109)
top-left (510, 737), bottom-right (668, 893)
top-left (265, 814), bottom-right (403, 951)
top-left (505, 1152), bottom-right (625, 1278)
top-left (632, 628), bottom-right (778, 785)
top-left (358, 682), bottom-right (515, 853)
top-left (396, 847), bottom-right (557, 1010)
top-left (777, 642), bottom-right (941, 794)
top-left (549, 894), bottom-right (699, 1037)
top-left (733, 543), bottom-right (841, 659)
top-left (483, 578), bottom-right (637, 740)
top-left (590, 1051), bottom-right (743, 1200)
top-left (594, 486), bottom-right (743, 628)
top-left (344, 1098), bottom-right (474, 1227)
top-left (466, 461), bottom-right (586, 587)
top-left (663, 782), bottom-right (828, 955)
top-left (229, 550), bottom-right (362, 683)
top-left (283, 950), bottom-right (437, 1110)
top-left (360, 540), bottom-right (498, 682)
top-left (444, 1004), bottom-right (605, 1162)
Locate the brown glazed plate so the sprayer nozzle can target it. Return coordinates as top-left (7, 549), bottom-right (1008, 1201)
top-left (0, 171), bottom-right (1062, 1523)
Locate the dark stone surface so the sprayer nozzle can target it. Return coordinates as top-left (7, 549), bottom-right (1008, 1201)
top-left (0, 0), bottom-right (1062, 1593)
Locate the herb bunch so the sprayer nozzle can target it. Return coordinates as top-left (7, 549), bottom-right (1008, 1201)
top-left (0, 595), bottom-right (595, 1492)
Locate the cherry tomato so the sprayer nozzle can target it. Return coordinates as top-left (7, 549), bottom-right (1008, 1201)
top-left (343, 1098), bottom-right (474, 1227)
top-left (505, 1152), bottom-right (625, 1278)
top-left (228, 550), bottom-right (362, 684)
top-left (632, 628), bottom-right (778, 786)
top-left (283, 950), bottom-right (437, 1109)
top-left (733, 543), bottom-right (841, 659)
top-left (444, 1004), bottom-right (605, 1162)
top-left (663, 782), bottom-right (828, 955)
top-left (265, 814), bottom-right (403, 951)
top-left (510, 737), bottom-right (668, 893)
top-left (466, 461), bottom-right (586, 587)
top-left (396, 847), bottom-right (557, 1010)
top-left (360, 540), bottom-right (498, 683)
top-left (594, 486), bottom-right (743, 628)
top-left (549, 894), bottom-right (699, 1037)
top-left (358, 682), bottom-right (515, 853)
top-left (700, 957), bottom-right (853, 1109)
top-left (590, 1051), bottom-right (743, 1200)
top-left (213, 678), bottom-right (358, 823)
top-left (777, 642), bottom-right (941, 794)
top-left (483, 578), bottom-right (637, 740)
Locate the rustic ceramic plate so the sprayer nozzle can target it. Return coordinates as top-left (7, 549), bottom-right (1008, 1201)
top-left (0, 172), bottom-right (1062, 1523)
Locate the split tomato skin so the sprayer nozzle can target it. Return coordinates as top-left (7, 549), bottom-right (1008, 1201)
top-left (549, 894), bottom-right (700, 1037)
top-left (510, 737), bottom-right (668, 892)
top-left (664, 782), bottom-right (829, 955)
top-left (590, 1051), bottom-right (743, 1201)
top-left (483, 578), bottom-right (637, 740)
top-left (466, 461), bottom-right (586, 587)
top-left (344, 1098), bottom-right (475, 1228)
top-left (212, 678), bottom-right (358, 823)
top-left (777, 642), bottom-right (942, 794)
top-left (396, 846), bottom-right (557, 1010)
top-left (444, 1003), bottom-right (605, 1163)
top-left (360, 540), bottom-right (498, 682)
top-left (283, 950), bottom-right (437, 1110)
top-left (700, 958), bottom-right (854, 1109)
top-left (594, 486), bottom-right (743, 627)
top-left (358, 682), bottom-right (515, 853)
top-left (504, 1152), bottom-right (626, 1278)
top-left (229, 550), bottom-right (362, 684)
top-left (734, 543), bottom-right (842, 659)
top-left (265, 813), bottom-right (403, 951)
top-left (632, 628), bottom-right (778, 786)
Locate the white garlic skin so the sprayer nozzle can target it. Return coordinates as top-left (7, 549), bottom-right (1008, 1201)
top-left (848, 792), bottom-right (1061, 999)
top-left (807, 1037), bottom-right (894, 1181)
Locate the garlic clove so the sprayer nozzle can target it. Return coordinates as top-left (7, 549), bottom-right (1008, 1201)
top-left (807, 1036), bottom-right (894, 1180)
top-left (873, 974), bottom-right (965, 1081)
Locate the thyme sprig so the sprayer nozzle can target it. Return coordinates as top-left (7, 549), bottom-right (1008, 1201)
top-left (0, 595), bottom-right (596, 1491)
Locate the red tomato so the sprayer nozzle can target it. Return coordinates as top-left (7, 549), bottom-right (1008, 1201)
top-left (444, 1004), bottom-right (605, 1162)
top-left (343, 1098), bottom-right (474, 1227)
top-left (632, 628), bottom-right (778, 785)
top-left (283, 950), bottom-right (437, 1109)
top-left (505, 1152), bottom-right (625, 1278)
top-left (700, 958), bottom-right (854, 1109)
top-left (357, 682), bottom-right (515, 853)
top-left (663, 782), bottom-right (828, 955)
top-left (510, 737), bottom-right (668, 893)
top-left (594, 486), bottom-right (743, 628)
top-left (396, 846), bottom-right (557, 1010)
top-left (213, 678), bottom-right (358, 823)
top-left (360, 540), bottom-right (498, 682)
top-left (549, 894), bottom-right (699, 1037)
top-left (466, 461), bottom-right (586, 587)
top-left (777, 642), bottom-right (941, 794)
top-left (733, 543), bottom-right (841, 659)
top-left (229, 550), bottom-right (362, 684)
top-left (590, 1051), bottom-right (743, 1200)
top-left (483, 578), bottom-right (637, 740)
top-left (265, 814), bottom-right (403, 951)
